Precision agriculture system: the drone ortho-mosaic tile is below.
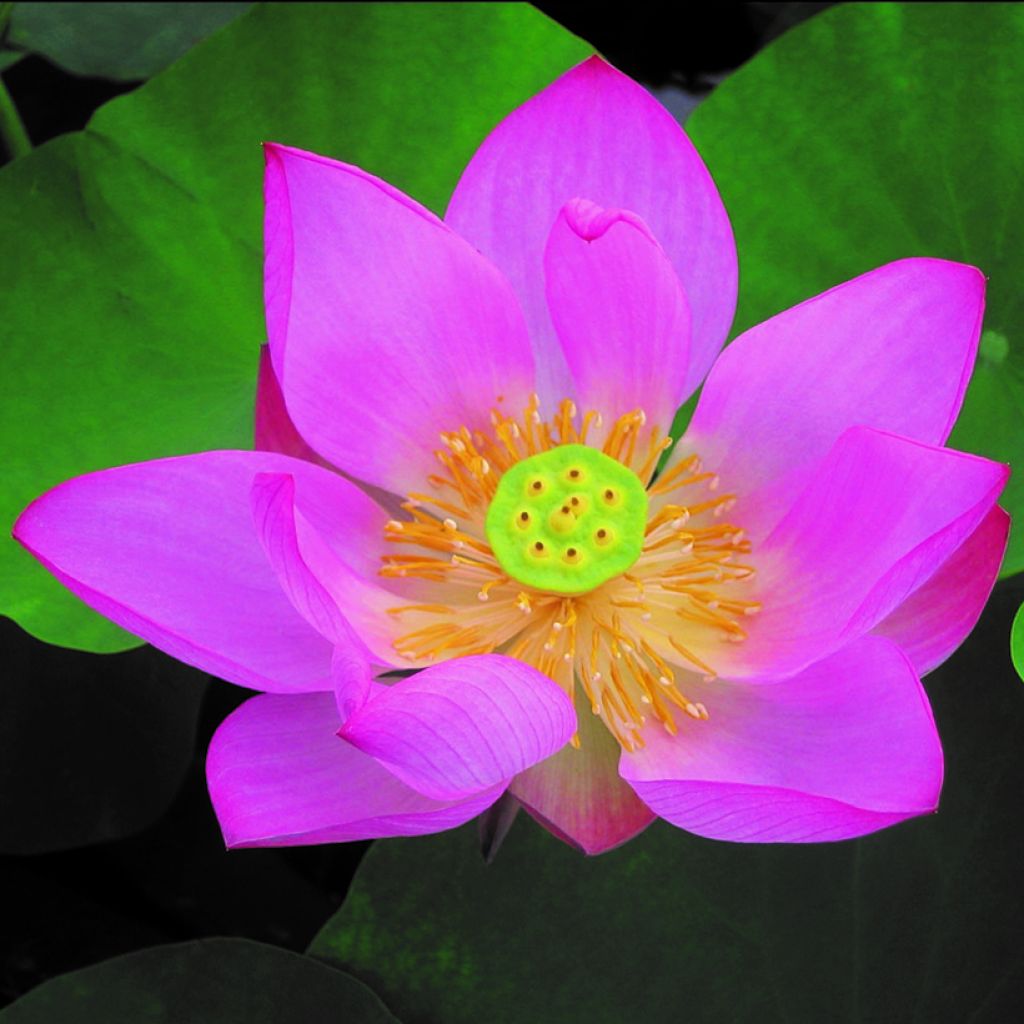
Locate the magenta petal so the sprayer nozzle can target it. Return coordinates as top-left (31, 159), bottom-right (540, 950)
top-left (874, 506), bottom-right (1009, 675)
top-left (447, 56), bottom-right (735, 404)
top-left (714, 427), bottom-right (1007, 681)
top-left (264, 143), bottom-right (535, 496)
top-left (251, 473), bottom-right (356, 646)
top-left (685, 258), bottom-right (985, 540)
top-left (510, 688), bottom-right (654, 855)
top-left (254, 346), bottom-right (324, 465)
top-left (255, 345), bottom-right (415, 521)
top-left (13, 452), bottom-right (389, 693)
top-left (339, 655), bottom-right (576, 801)
top-left (620, 637), bottom-right (943, 842)
top-left (207, 691), bottom-right (502, 847)
top-left (544, 199), bottom-right (691, 427)
top-left (332, 642), bottom-right (374, 724)
top-left (249, 472), bottom-right (398, 665)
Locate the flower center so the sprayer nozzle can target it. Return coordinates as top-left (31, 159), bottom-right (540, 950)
top-left (378, 395), bottom-right (760, 751)
top-left (485, 444), bottom-right (648, 595)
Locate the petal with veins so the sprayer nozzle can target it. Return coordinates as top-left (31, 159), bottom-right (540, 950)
top-left (14, 452), bottom-right (388, 694)
top-left (340, 654), bottom-right (576, 801)
top-left (621, 636), bottom-right (942, 842)
top-left (873, 505), bottom-right (1009, 675)
top-left (684, 258), bottom-right (985, 541)
top-left (264, 143), bottom-right (535, 497)
top-left (208, 691), bottom-right (503, 847)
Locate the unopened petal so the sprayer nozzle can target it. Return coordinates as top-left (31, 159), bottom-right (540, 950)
top-left (448, 55), bottom-right (735, 405)
top-left (544, 199), bottom-right (691, 428)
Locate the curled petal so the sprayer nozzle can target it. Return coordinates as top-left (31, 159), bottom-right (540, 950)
top-left (264, 143), bottom-right (535, 497)
top-left (332, 641), bottom-right (374, 725)
top-left (251, 472), bottom-right (357, 646)
top-left (13, 452), bottom-right (387, 693)
top-left (250, 472), bottom-right (398, 665)
top-left (207, 691), bottom-right (502, 848)
top-left (620, 637), bottom-right (943, 842)
top-left (873, 505), bottom-right (1009, 675)
top-left (339, 655), bottom-right (576, 801)
top-left (544, 199), bottom-right (691, 428)
top-left (448, 55), bottom-right (735, 404)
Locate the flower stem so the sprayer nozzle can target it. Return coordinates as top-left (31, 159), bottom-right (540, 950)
top-left (0, 1), bottom-right (28, 161)
top-left (0, 73), bottom-right (29, 160)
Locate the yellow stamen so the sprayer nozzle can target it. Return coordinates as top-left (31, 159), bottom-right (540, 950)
top-left (379, 395), bottom-right (758, 749)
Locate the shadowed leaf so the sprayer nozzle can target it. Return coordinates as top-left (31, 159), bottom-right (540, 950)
top-left (0, 939), bottom-right (400, 1022)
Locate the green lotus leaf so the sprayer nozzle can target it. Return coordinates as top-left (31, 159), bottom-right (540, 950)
top-left (0, 939), bottom-right (399, 1023)
top-left (687, 1), bottom-right (1024, 574)
top-left (0, 2), bottom-right (590, 651)
top-left (6, 2), bottom-right (252, 80)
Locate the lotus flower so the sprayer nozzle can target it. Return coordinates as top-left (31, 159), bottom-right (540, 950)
top-left (14, 57), bottom-right (1008, 855)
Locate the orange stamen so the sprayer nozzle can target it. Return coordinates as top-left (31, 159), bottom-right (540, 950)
top-left (379, 395), bottom-right (758, 750)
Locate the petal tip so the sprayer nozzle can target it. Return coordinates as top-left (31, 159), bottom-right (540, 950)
top-left (262, 140), bottom-right (288, 165)
top-left (892, 255), bottom-right (988, 302)
top-left (11, 481), bottom-right (64, 552)
top-left (559, 198), bottom-right (658, 247)
top-left (572, 53), bottom-right (630, 84)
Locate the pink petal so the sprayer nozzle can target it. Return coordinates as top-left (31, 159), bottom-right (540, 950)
top-left (509, 687), bottom-right (654, 855)
top-left (207, 691), bottom-right (501, 847)
top-left (339, 655), bottom-right (576, 801)
top-left (264, 143), bottom-right (535, 497)
top-left (447, 56), bottom-right (735, 405)
top-left (684, 258), bottom-right (985, 541)
top-left (620, 636), bottom-right (943, 842)
top-left (254, 345), bottom-right (324, 465)
top-left (714, 427), bottom-right (1007, 681)
top-left (255, 344), bottom-right (414, 520)
top-left (250, 473), bottom-right (356, 646)
top-left (250, 472), bottom-right (399, 666)
top-left (543, 199), bottom-right (691, 428)
top-left (874, 505), bottom-right (1009, 675)
top-left (332, 640), bottom-right (374, 724)
top-left (13, 452), bottom-right (388, 693)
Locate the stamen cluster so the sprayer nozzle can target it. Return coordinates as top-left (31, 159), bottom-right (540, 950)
top-left (381, 396), bottom-right (760, 751)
